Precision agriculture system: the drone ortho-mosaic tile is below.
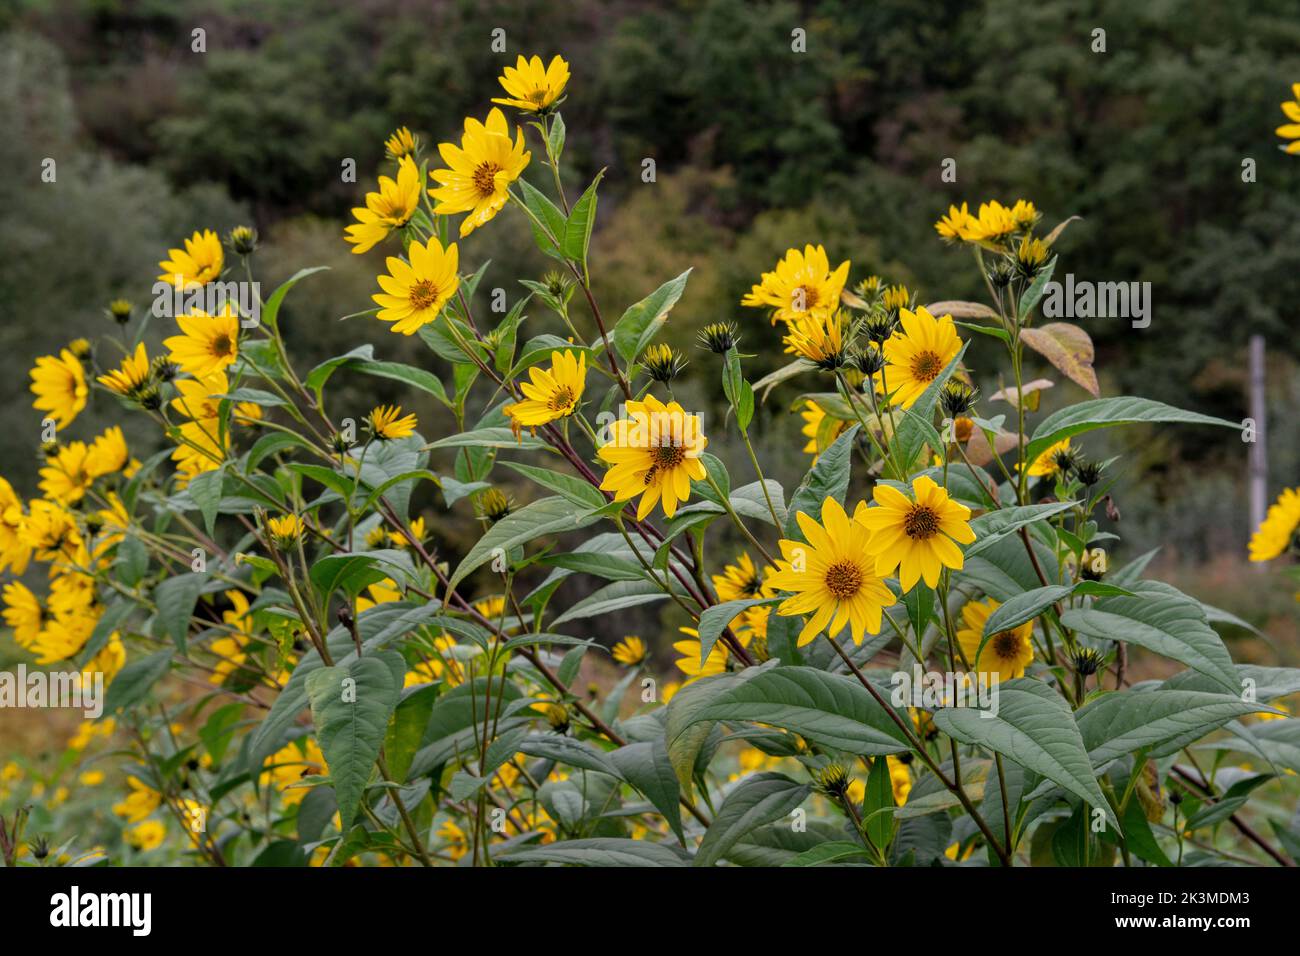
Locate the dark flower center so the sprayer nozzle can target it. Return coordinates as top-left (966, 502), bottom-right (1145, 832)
top-left (824, 560), bottom-right (863, 599)
top-left (910, 350), bottom-right (943, 381)
top-left (409, 279), bottom-right (441, 311)
top-left (473, 162), bottom-right (504, 197)
top-left (212, 334), bottom-right (233, 357)
top-left (992, 631), bottom-right (1022, 659)
top-left (904, 505), bottom-right (940, 539)
top-left (652, 444), bottom-right (686, 469)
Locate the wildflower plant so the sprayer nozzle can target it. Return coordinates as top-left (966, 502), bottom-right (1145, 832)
top-left (2, 56), bottom-right (1297, 872)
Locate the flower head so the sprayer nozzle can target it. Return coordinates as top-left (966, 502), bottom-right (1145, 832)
top-left (164, 305), bottom-right (240, 378)
top-left (858, 475), bottom-right (975, 591)
top-left (876, 306), bottom-right (962, 409)
top-left (640, 343), bottom-right (687, 383)
top-left (799, 399), bottom-right (848, 464)
top-left (1249, 487), bottom-right (1300, 561)
top-left (158, 229), bottom-right (223, 288)
top-left (741, 244), bottom-right (850, 325)
top-left (612, 636), bottom-right (647, 666)
top-left (385, 126), bottom-right (419, 160)
top-left (98, 343), bottom-right (152, 399)
top-left (505, 350), bottom-right (586, 428)
top-left (344, 156), bottom-right (422, 254)
top-left (369, 404), bottom-right (417, 441)
top-left (30, 349), bottom-right (88, 427)
top-left (267, 513), bottom-right (303, 548)
top-left (372, 236), bottom-right (460, 335)
top-left (492, 55), bottom-right (570, 113)
top-left (597, 394), bottom-right (707, 520)
top-left (784, 309), bottom-right (849, 370)
top-left (955, 597), bottom-right (1034, 682)
top-left (428, 108), bottom-right (531, 237)
top-left (1278, 83), bottom-right (1300, 154)
top-left (1021, 437), bottom-right (1072, 478)
top-left (935, 202), bottom-right (977, 242)
top-left (767, 498), bottom-right (897, 646)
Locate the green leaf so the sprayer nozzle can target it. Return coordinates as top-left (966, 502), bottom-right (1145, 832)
top-left (262, 266), bottom-right (328, 333)
top-left (449, 496), bottom-right (601, 590)
top-left (501, 461), bottom-right (606, 509)
top-left (863, 755), bottom-right (896, 851)
top-left (1061, 581), bottom-right (1239, 693)
top-left (305, 650), bottom-right (405, 829)
top-left (517, 734), bottom-right (623, 779)
top-left (964, 500), bottom-right (1076, 559)
top-left (1025, 397), bottom-right (1242, 463)
top-left (1018, 255), bottom-right (1057, 319)
top-left (931, 677), bottom-right (1119, 831)
top-left (384, 684), bottom-right (439, 784)
top-left (550, 579), bottom-right (681, 625)
top-left (611, 270), bottom-right (691, 365)
top-left (784, 425), bottom-right (858, 539)
top-left (423, 427), bottom-right (549, 451)
top-left (103, 649), bottom-right (172, 715)
top-left (500, 838), bottom-right (689, 867)
top-left (1076, 690), bottom-right (1270, 771)
top-left (977, 581), bottom-right (1133, 660)
top-left (694, 772), bottom-right (811, 867)
top-left (694, 597), bottom-right (779, 664)
top-left (563, 170), bottom-right (603, 264)
top-left (186, 468), bottom-right (224, 536)
top-left (114, 534), bottom-right (149, 587)
top-left (309, 553), bottom-right (387, 601)
top-left (783, 841), bottom-right (874, 866)
top-left (151, 572), bottom-right (209, 652)
top-left (518, 179), bottom-right (569, 258)
top-left (547, 112), bottom-right (565, 161)
top-left (668, 662), bottom-right (911, 764)
top-left (609, 738), bottom-right (685, 844)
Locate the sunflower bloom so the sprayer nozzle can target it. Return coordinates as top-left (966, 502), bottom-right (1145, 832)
top-left (164, 305), bottom-right (240, 378)
top-left (158, 229), bottom-right (223, 288)
top-left (0, 478), bottom-right (31, 574)
top-left (505, 350), bottom-right (586, 428)
top-left (1021, 437), bottom-right (1072, 477)
top-left (741, 244), bottom-right (850, 325)
top-left (385, 126), bottom-right (419, 160)
top-left (98, 343), bottom-right (151, 398)
top-left (858, 475), bottom-right (975, 591)
top-left (372, 237), bottom-right (460, 335)
top-left (673, 625), bottom-right (750, 682)
top-left (783, 309), bottom-right (849, 369)
top-left (38, 441), bottom-right (94, 504)
top-left (712, 552), bottom-right (777, 638)
top-left (428, 108), bottom-right (531, 237)
top-left (597, 394), bottom-right (707, 520)
top-left (876, 306), bottom-right (962, 409)
top-left (612, 636), bottom-right (647, 666)
top-left (344, 156), bottom-right (421, 254)
top-left (30, 349), bottom-right (88, 427)
top-left (767, 498), bottom-right (897, 647)
top-left (955, 597), bottom-right (1034, 682)
top-left (492, 54), bottom-right (570, 112)
top-left (267, 514), bottom-right (304, 547)
top-left (369, 405), bottom-right (417, 440)
top-left (934, 202), bottom-right (977, 242)
top-left (1249, 487), bottom-right (1300, 561)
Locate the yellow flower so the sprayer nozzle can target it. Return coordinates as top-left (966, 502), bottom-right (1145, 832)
top-left (966, 200), bottom-right (1018, 242)
top-left (1021, 437), bottom-right (1072, 477)
top-left (388, 515), bottom-right (426, 549)
top-left (30, 349), bottom-right (88, 427)
top-left (597, 394), bottom-right (708, 520)
top-left (612, 636), bottom-right (647, 666)
top-left (97, 342), bottom-right (151, 398)
top-left (504, 350), bottom-right (586, 427)
top-left (1249, 487), bottom-right (1300, 561)
top-left (38, 441), bottom-right (94, 504)
top-left (261, 739), bottom-right (325, 807)
top-left (357, 578), bottom-right (402, 613)
top-left (344, 155), bottom-right (421, 254)
top-left (23, 499), bottom-right (83, 563)
top-left (113, 775), bottom-right (163, 823)
top-left (800, 399), bottom-right (849, 463)
top-left (372, 236), bottom-right (460, 335)
top-left (3, 582), bottom-right (44, 649)
top-left (267, 513), bottom-right (303, 547)
top-left (1278, 84), bottom-right (1300, 154)
top-left (1009, 199), bottom-right (1039, 230)
top-left (79, 770), bottom-right (105, 786)
top-left (887, 754), bottom-right (912, 805)
top-left (768, 497), bottom-right (897, 647)
top-left (955, 597), bottom-right (1034, 682)
top-left (673, 625), bottom-right (748, 681)
top-left (85, 634), bottom-right (126, 687)
top-left (164, 305), bottom-right (240, 378)
top-left (934, 202), bottom-right (977, 242)
top-left (428, 107), bottom-right (531, 237)
top-left (158, 229), bottom-right (223, 288)
top-left (0, 477), bottom-right (30, 574)
top-left (712, 552), bottom-right (777, 637)
top-left (741, 244), bottom-right (850, 325)
top-left (858, 475), bottom-right (975, 591)
top-left (369, 404), bottom-right (417, 440)
top-left (87, 426), bottom-right (130, 478)
top-left (385, 126), bottom-right (419, 160)
top-left (492, 54), bottom-right (571, 112)
top-left (438, 819), bottom-right (469, 860)
top-left (875, 306), bottom-right (961, 410)
top-left (783, 309), bottom-right (849, 369)
top-left (125, 819), bottom-right (166, 851)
